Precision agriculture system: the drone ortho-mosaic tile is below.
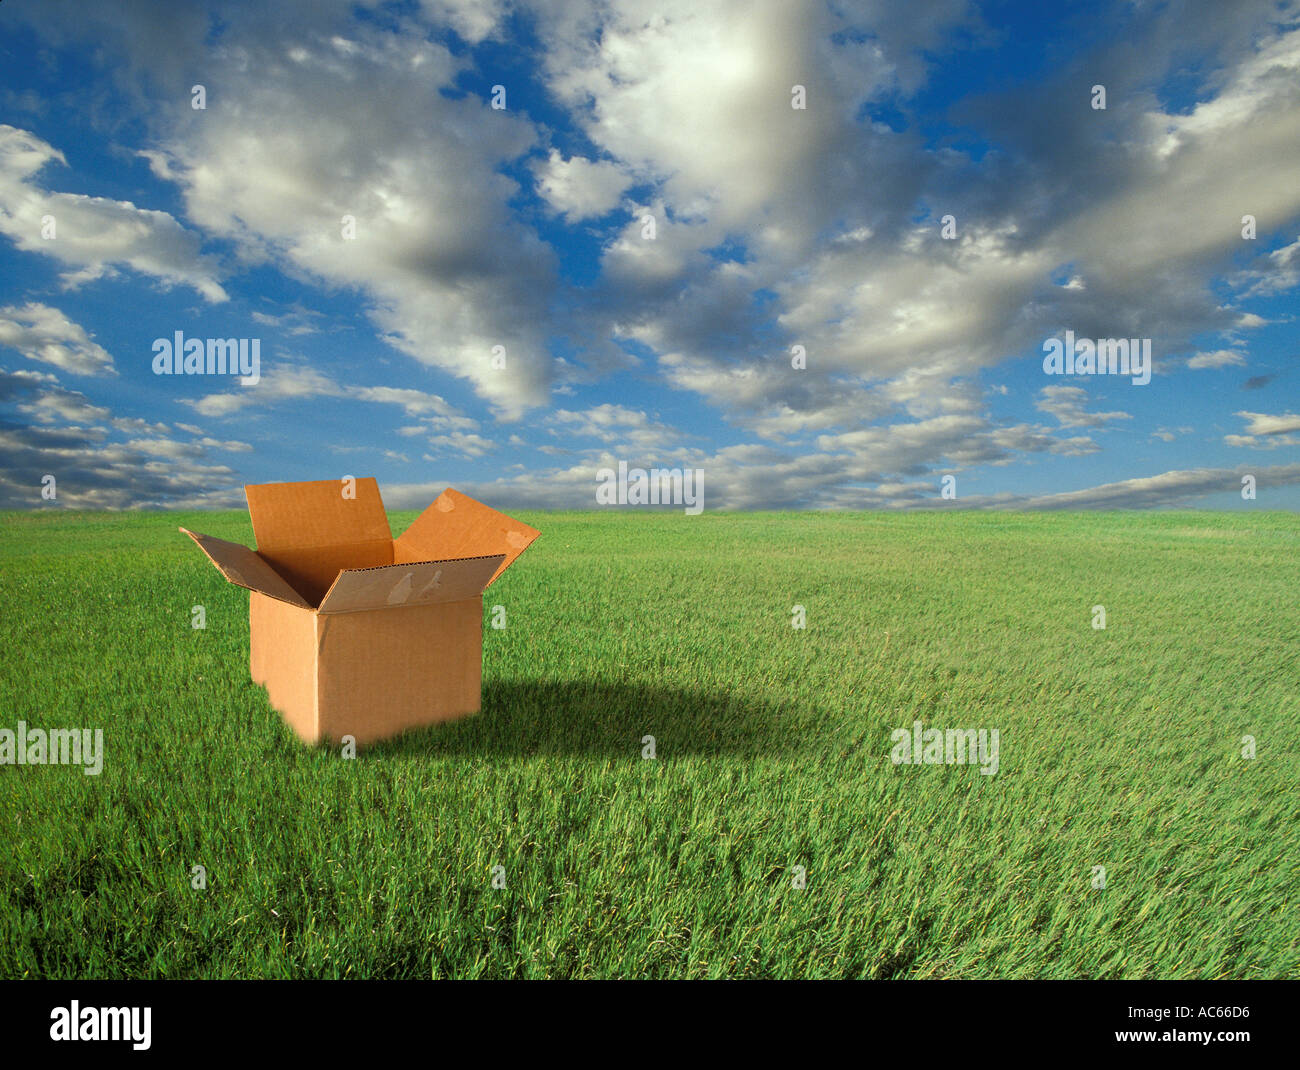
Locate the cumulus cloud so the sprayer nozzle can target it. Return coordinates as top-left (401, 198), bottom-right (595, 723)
top-left (531, 150), bottom-right (631, 221)
top-left (0, 125), bottom-right (227, 302)
top-left (0, 302), bottom-right (115, 376)
top-left (128, 23), bottom-right (560, 418)
top-left (1236, 236), bottom-right (1300, 297)
top-left (550, 403), bottom-right (686, 453)
top-left (2, 0), bottom-right (1298, 508)
top-left (1226, 409), bottom-right (1300, 447)
top-left (0, 367), bottom-right (249, 508)
top-left (516, 1), bottom-right (1300, 461)
top-left (1236, 410), bottom-right (1300, 435)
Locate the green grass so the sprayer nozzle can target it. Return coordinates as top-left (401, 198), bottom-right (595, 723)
top-left (1, 508), bottom-right (1297, 978)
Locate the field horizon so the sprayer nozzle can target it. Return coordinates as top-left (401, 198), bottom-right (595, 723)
top-left (2, 508), bottom-right (1296, 979)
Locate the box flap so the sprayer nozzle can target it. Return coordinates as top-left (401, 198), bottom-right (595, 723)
top-left (245, 478), bottom-right (394, 605)
top-left (316, 554), bottom-right (506, 615)
top-left (179, 527), bottom-right (310, 609)
top-left (246, 477), bottom-right (392, 552)
top-left (393, 488), bottom-right (539, 587)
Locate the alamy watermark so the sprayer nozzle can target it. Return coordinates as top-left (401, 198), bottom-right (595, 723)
top-left (152, 331), bottom-right (260, 385)
top-left (0, 721), bottom-right (103, 775)
top-left (50, 1001), bottom-right (150, 1050)
top-left (1043, 331), bottom-right (1151, 386)
top-left (596, 461), bottom-right (704, 514)
top-left (890, 720), bottom-right (1000, 776)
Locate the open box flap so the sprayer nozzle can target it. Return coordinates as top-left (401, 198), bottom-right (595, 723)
top-left (394, 488), bottom-right (539, 587)
top-left (246, 477), bottom-right (392, 552)
top-left (316, 553), bottom-right (506, 615)
top-left (245, 478), bottom-right (394, 605)
top-left (179, 527), bottom-right (310, 609)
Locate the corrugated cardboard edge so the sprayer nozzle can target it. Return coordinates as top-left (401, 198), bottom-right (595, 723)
top-left (180, 527), bottom-right (310, 609)
top-left (317, 556), bottom-right (509, 616)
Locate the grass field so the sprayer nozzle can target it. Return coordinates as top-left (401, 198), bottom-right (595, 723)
top-left (1, 508), bottom-right (1297, 979)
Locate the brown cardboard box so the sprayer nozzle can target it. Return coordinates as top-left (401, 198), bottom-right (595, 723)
top-left (180, 478), bottom-right (539, 746)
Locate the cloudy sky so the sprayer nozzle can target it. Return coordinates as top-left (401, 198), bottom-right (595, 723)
top-left (1, 0), bottom-right (1297, 511)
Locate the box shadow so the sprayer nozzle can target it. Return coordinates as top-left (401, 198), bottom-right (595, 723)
top-left (360, 678), bottom-right (807, 759)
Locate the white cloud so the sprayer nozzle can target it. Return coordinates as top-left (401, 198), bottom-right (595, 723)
top-left (0, 125), bottom-right (227, 302)
top-left (186, 364), bottom-right (340, 418)
top-left (1187, 348), bottom-right (1247, 369)
top-left (4, 1), bottom-right (1299, 510)
top-left (353, 386), bottom-right (474, 422)
top-left (186, 363), bottom-right (481, 439)
top-left (417, 0), bottom-right (508, 44)
top-left (531, 150), bottom-right (630, 221)
top-left (1237, 236), bottom-right (1300, 297)
top-left (1227, 409), bottom-right (1300, 448)
top-left (540, 0), bottom-right (904, 261)
top-left (1034, 385), bottom-right (1132, 429)
top-left (0, 367), bottom-right (249, 508)
top-left (135, 25), bottom-right (558, 418)
top-left (1236, 410), bottom-right (1300, 435)
top-left (18, 385), bottom-right (110, 424)
top-left (197, 436), bottom-right (254, 452)
top-left (436, 459), bottom-right (1300, 512)
top-left (1014, 464), bottom-right (1300, 509)
top-left (550, 403), bottom-right (684, 452)
top-left (250, 305), bottom-right (325, 336)
top-left (0, 302), bottom-right (116, 376)
top-left (422, 432), bottom-right (495, 459)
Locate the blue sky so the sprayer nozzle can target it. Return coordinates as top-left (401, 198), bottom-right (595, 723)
top-left (1, 0), bottom-right (1297, 511)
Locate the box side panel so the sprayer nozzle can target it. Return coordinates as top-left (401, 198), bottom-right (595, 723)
top-left (315, 598), bottom-right (483, 746)
top-left (249, 591), bottom-right (320, 743)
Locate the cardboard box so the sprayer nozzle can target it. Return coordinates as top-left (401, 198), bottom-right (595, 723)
top-left (180, 478), bottom-right (539, 746)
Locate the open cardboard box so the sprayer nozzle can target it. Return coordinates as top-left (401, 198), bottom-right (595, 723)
top-left (181, 478), bottom-right (539, 746)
